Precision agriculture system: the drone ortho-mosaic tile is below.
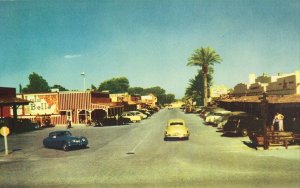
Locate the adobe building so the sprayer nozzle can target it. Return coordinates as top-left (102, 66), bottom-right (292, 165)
top-left (110, 92), bottom-right (141, 111)
top-left (110, 92), bottom-right (159, 110)
top-left (141, 93), bottom-right (157, 107)
top-left (218, 70), bottom-right (300, 122)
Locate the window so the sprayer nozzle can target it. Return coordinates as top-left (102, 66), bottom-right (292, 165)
top-left (170, 122), bottom-right (183, 126)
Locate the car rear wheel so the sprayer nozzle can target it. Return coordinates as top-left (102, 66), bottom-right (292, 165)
top-left (62, 143), bottom-right (69, 151)
top-left (240, 128), bottom-right (248, 137)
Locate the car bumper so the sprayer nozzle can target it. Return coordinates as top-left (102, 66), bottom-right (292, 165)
top-left (223, 130), bottom-right (238, 134)
top-left (68, 140), bottom-right (88, 147)
top-left (164, 134), bottom-right (189, 139)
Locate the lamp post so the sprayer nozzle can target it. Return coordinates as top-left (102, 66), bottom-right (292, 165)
top-left (80, 72), bottom-right (86, 91)
top-left (80, 72), bottom-right (87, 124)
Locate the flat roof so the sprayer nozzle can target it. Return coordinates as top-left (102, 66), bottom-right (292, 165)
top-left (219, 94), bottom-right (300, 104)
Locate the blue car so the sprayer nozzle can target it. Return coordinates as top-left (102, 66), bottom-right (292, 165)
top-left (43, 131), bottom-right (88, 151)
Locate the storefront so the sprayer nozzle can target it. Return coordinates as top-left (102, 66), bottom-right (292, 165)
top-left (218, 94), bottom-right (300, 124)
top-left (17, 91), bottom-right (124, 125)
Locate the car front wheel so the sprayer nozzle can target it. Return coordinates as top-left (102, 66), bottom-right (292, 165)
top-left (62, 143), bottom-right (69, 151)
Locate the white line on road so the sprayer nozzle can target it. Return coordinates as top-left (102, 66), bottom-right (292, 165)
top-left (127, 130), bottom-right (152, 154)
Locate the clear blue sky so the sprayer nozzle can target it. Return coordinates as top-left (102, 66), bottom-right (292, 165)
top-left (1, 0), bottom-right (299, 98)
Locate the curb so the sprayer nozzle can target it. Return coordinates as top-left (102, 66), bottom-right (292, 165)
top-left (256, 145), bottom-right (300, 150)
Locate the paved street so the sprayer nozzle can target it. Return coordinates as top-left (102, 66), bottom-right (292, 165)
top-left (1, 109), bottom-right (300, 188)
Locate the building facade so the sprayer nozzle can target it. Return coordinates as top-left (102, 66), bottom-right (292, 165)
top-left (219, 70), bottom-right (300, 122)
top-left (231, 71), bottom-right (300, 96)
top-left (16, 91), bottom-right (124, 125)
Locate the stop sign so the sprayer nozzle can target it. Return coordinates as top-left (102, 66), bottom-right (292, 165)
top-left (0, 126), bottom-right (10, 136)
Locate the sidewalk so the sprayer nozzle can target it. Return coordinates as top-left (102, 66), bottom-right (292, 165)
top-left (256, 144), bottom-right (300, 150)
top-left (54, 123), bottom-right (88, 128)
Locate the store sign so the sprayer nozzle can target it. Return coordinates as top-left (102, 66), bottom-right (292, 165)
top-left (23, 94), bottom-right (58, 115)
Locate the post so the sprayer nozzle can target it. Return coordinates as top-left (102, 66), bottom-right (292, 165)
top-left (260, 92), bottom-right (269, 150)
top-left (4, 135), bottom-right (8, 155)
top-left (1, 126), bottom-right (10, 155)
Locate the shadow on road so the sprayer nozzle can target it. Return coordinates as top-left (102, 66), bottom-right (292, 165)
top-left (242, 141), bottom-right (257, 150)
top-left (0, 148), bottom-right (22, 154)
top-left (221, 133), bottom-right (240, 137)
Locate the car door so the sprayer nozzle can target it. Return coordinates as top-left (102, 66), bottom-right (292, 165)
top-left (47, 133), bottom-right (58, 148)
top-left (55, 132), bottom-right (66, 148)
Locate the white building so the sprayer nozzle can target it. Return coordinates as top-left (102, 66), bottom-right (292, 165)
top-left (232, 70), bottom-right (300, 96)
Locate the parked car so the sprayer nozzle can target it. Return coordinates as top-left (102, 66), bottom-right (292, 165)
top-left (185, 105), bottom-right (194, 113)
top-left (223, 114), bottom-right (264, 137)
top-left (43, 131), bottom-right (88, 151)
top-left (1, 117), bottom-right (40, 133)
top-left (130, 111), bottom-right (148, 119)
top-left (94, 116), bottom-right (131, 126)
top-left (164, 119), bottom-right (189, 140)
top-left (138, 109), bottom-right (151, 117)
top-left (205, 110), bottom-right (231, 125)
top-left (216, 111), bottom-right (247, 129)
top-left (199, 107), bottom-right (225, 119)
top-left (121, 112), bottom-right (142, 123)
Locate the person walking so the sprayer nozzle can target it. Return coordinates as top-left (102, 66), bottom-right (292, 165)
top-left (273, 112), bottom-right (284, 131)
top-left (66, 117), bottom-right (72, 129)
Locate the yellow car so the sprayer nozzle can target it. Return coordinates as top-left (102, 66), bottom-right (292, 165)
top-left (164, 119), bottom-right (189, 140)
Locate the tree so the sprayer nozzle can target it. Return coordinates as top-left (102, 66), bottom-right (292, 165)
top-left (91, 84), bottom-right (97, 91)
top-left (187, 47), bottom-right (222, 106)
top-left (51, 84), bottom-right (68, 91)
top-left (185, 69), bottom-right (213, 105)
top-left (98, 77), bottom-right (129, 93)
top-left (129, 86), bottom-right (176, 104)
top-left (22, 72), bottom-right (50, 93)
top-left (19, 84), bottom-right (23, 93)
top-left (165, 93), bottom-right (176, 104)
top-left (128, 87), bottom-right (144, 95)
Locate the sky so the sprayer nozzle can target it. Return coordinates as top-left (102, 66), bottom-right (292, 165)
top-left (0, 0), bottom-right (299, 98)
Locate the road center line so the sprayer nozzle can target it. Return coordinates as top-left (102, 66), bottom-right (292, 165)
top-left (128, 130), bottom-right (152, 154)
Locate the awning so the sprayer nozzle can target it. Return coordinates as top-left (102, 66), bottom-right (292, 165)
top-left (0, 97), bottom-right (30, 106)
top-left (91, 102), bottom-right (123, 110)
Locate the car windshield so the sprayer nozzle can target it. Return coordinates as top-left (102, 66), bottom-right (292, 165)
top-left (57, 131), bottom-right (72, 137)
top-left (170, 122), bottom-right (184, 126)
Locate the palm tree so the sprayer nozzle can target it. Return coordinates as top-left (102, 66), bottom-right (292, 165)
top-left (187, 47), bottom-right (222, 106)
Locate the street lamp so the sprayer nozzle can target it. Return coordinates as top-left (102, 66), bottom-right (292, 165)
top-left (80, 72), bottom-right (86, 91)
top-left (80, 72), bottom-right (87, 124)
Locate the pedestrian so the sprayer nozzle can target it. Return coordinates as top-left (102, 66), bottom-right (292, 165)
top-left (67, 117), bottom-right (72, 129)
top-left (272, 112), bottom-right (284, 131)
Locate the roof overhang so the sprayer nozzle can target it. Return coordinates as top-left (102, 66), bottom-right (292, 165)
top-left (0, 97), bottom-right (30, 106)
